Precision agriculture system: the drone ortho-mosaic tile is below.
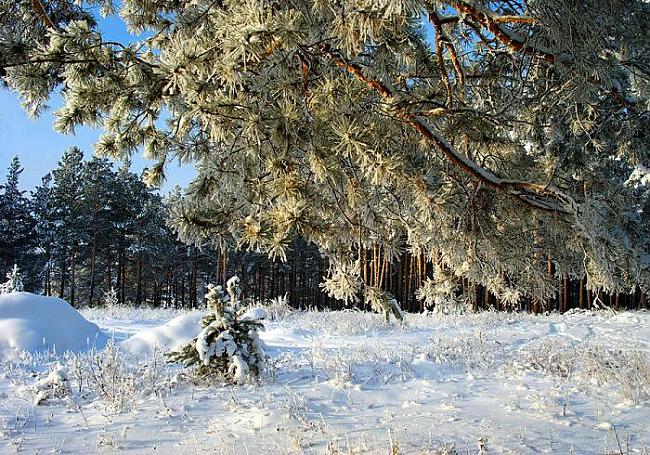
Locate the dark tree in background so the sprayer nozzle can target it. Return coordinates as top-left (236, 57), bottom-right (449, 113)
top-left (0, 156), bottom-right (37, 288)
top-left (0, 152), bottom-right (329, 308)
top-left (0, 152), bottom-right (645, 312)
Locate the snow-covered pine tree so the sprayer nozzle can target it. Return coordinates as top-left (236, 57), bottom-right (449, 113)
top-left (0, 264), bottom-right (24, 294)
top-left (166, 276), bottom-right (265, 383)
top-left (1, 0), bottom-right (648, 307)
top-left (0, 157), bottom-right (37, 288)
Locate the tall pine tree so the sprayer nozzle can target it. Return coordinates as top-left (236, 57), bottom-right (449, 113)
top-left (50, 147), bottom-right (85, 305)
top-left (0, 156), bottom-right (37, 289)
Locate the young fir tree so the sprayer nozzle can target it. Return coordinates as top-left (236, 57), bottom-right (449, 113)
top-left (0, 156), bottom-right (37, 288)
top-left (1, 0), bottom-right (648, 307)
top-left (167, 276), bottom-right (265, 383)
top-left (0, 264), bottom-right (24, 294)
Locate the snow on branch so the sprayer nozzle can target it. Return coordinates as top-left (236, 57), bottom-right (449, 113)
top-left (450, 0), bottom-right (561, 64)
top-left (319, 44), bottom-right (574, 215)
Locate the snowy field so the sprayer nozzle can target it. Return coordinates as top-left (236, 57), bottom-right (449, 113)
top-left (0, 297), bottom-right (648, 454)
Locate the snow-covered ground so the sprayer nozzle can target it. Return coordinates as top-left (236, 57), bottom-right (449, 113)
top-left (0, 297), bottom-right (648, 454)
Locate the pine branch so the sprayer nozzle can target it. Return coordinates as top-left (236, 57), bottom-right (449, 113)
top-left (430, 11), bottom-right (453, 107)
top-left (320, 44), bottom-right (574, 215)
top-left (450, 0), bottom-right (559, 64)
top-left (31, 0), bottom-right (56, 29)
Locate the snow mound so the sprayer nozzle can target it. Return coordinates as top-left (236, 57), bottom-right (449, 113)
top-left (121, 311), bottom-right (205, 355)
top-left (0, 292), bottom-right (108, 359)
top-left (240, 307), bottom-right (267, 321)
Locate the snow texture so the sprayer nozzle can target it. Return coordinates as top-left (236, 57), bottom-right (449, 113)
top-left (0, 304), bottom-right (648, 453)
top-left (240, 306), bottom-right (268, 321)
top-left (196, 324), bottom-right (237, 365)
top-left (0, 292), bottom-right (107, 359)
top-left (121, 311), bottom-right (204, 355)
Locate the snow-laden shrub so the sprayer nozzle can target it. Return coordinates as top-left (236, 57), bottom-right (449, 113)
top-left (511, 338), bottom-right (576, 378)
top-left (166, 276), bottom-right (265, 383)
top-left (0, 265), bottom-right (23, 294)
top-left (424, 331), bottom-right (502, 373)
top-left (79, 304), bottom-right (190, 323)
top-left (509, 338), bottom-right (650, 404)
top-left (32, 363), bottom-right (70, 405)
top-left (73, 340), bottom-right (137, 412)
top-left (581, 348), bottom-right (650, 404)
top-left (293, 308), bottom-right (399, 336)
top-left (19, 342), bottom-right (176, 413)
top-left (261, 294), bottom-right (294, 321)
top-left (102, 287), bottom-right (120, 315)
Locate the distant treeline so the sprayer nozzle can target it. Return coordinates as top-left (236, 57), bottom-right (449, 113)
top-left (0, 150), bottom-right (332, 309)
top-left (1, 151), bottom-right (645, 311)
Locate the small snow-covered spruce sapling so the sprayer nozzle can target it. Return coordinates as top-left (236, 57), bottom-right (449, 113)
top-left (166, 276), bottom-right (265, 383)
top-left (0, 264), bottom-right (24, 294)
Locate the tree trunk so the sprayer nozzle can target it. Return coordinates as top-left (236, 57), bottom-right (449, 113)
top-left (88, 233), bottom-right (97, 306)
top-left (70, 242), bottom-right (77, 307)
top-left (59, 247), bottom-right (66, 300)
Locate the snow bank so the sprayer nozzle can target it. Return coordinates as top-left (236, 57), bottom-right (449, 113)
top-left (0, 292), bottom-right (108, 359)
top-left (240, 307), bottom-right (267, 321)
top-left (121, 311), bottom-right (205, 355)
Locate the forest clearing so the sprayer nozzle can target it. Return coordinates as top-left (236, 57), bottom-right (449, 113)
top-left (0, 292), bottom-right (648, 454)
top-left (1, 0), bottom-right (649, 452)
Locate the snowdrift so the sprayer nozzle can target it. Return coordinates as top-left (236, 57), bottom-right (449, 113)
top-left (0, 292), bottom-right (108, 359)
top-left (121, 311), bottom-right (205, 355)
top-left (121, 307), bottom-right (268, 355)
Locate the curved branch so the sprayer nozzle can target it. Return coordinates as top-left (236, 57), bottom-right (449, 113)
top-left (450, 0), bottom-right (558, 64)
top-left (321, 44), bottom-right (573, 214)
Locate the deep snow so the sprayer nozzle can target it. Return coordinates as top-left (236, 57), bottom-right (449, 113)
top-left (0, 292), bottom-right (107, 359)
top-left (0, 296), bottom-right (648, 454)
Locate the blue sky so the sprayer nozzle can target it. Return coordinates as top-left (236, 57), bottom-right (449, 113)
top-left (0, 90), bottom-right (194, 192)
top-left (0, 11), bottom-right (194, 193)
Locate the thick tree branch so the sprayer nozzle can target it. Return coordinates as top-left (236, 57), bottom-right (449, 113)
top-left (450, 0), bottom-right (558, 64)
top-left (321, 45), bottom-right (573, 214)
top-left (430, 12), bottom-right (453, 106)
top-left (428, 10), bottom-right (465, 89)
top-left (491, 15), bottom-right (537, 24)
top-left (32, 0), bottom-right (56, 29)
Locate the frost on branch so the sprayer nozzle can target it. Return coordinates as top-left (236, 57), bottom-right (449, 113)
top-left (320, 259), bottom-right (362, 305)
top-left (416, 270), bottom-right (469, 315)
top-left (166, 276), bottom-right (265, 383)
